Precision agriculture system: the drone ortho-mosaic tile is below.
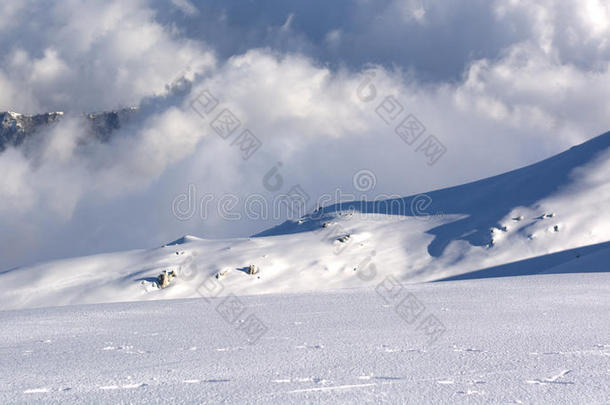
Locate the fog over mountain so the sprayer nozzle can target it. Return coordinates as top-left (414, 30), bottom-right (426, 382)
top-left (0, 109), bottom-right (139, 152)
top-left (1, 0), bottom-right (609, 269)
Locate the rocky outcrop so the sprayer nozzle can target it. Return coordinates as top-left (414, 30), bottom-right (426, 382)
top-left (0, 108), bottom-right (138, 152)
top-left (86, 108), bottom-right (138, 142)
top-left (0, 111), bottom-right (64, 151)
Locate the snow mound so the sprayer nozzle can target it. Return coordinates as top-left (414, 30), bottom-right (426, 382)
top-left (165, 235), bottom-right (204, 246)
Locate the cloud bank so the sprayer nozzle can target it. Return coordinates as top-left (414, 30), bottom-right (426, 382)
top-left (0, 0), bottom-right (609, 269)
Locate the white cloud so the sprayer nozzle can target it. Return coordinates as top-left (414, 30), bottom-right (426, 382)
top-left (0, 0), bottom-right (215, 113)
top-left (170, 0), bottom-right (199, 16)
top-left (281, 13), bottom-right (295, 32)
top-left (324, 29), bottom-right (342, 48)
top-left (397, 0), bottom-right (427, 22)
top-left (0, 0), bottom-right (610, 269)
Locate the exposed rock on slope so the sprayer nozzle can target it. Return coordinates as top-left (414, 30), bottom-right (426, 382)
top-left (0, 111), bottom-right (64, 151)
top-left (0, 108), bottom-right (138, 151)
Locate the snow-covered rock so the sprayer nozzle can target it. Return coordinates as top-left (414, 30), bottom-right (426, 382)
top-left (0, 108), bottom-right (138, 151)
top-left (0, 111), bottom-right (64, 151)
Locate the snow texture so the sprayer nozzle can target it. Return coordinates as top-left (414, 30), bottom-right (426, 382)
top-left (0, 274), bottom-right (608, 404)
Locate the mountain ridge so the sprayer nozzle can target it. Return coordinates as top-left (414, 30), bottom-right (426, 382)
top-left (257, 130), bottom-right (610, 256)
top-left (0, 108), bottom-right (138, 151)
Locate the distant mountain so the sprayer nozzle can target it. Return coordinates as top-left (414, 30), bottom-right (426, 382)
top-left (261, 131), bottom-right (610, 255)
top-left (0, 108), bottom-right (138, 152)
top-left (0, 111), bottom-right (64, 151)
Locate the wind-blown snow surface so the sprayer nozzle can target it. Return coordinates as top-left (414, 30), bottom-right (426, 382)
top-left (1, 274), bottom-right (609, 404)
top-left (1, 132), bottom-right (609, 403)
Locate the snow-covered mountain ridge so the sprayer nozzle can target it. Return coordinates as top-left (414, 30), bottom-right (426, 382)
top-left (0, 111), bottom-right (64, 151)
top-left (0, 108), bottom-right (138, 151)
top-left (1, 130), bottom-right (609, 310)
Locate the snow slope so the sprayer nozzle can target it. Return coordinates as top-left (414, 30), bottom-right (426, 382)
top-left (1, 131), bottom-right (609, 310)
top-left (1, 131), bottom-right (609, 404)
top-left (1, 273), bottom-right (609, 404)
